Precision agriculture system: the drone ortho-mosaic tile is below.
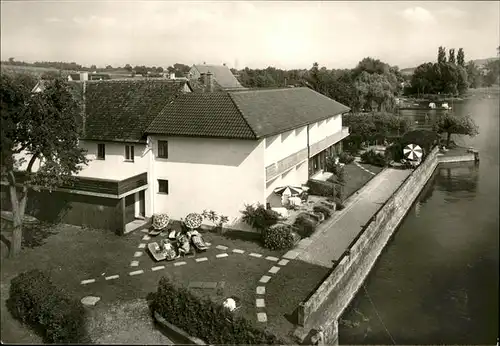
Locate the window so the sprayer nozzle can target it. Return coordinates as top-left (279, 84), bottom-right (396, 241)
top-left (158, 179), bottom-right (169, 194)
top-left (97, 143), bottom-right (105, 160)
top-left (158, 140), bottom-right (169, 159)
top-left (125, 145), bottom-right (134, 162)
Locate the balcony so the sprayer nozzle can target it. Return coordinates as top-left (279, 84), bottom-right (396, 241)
top-left (266, 148), bottom-right (308, 182)
top-left (309, 126), bottom-right (350, 158)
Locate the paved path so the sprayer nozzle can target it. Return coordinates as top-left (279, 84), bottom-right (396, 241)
top-left (297, 168), bottom-right (411, 268)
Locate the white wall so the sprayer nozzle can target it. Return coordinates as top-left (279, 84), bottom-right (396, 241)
top-left (265, 160), bottom-right (308, 205)
top-left (150, 136), bottom-right (266, 227)
top-left (264, 125), bottom-right (308, 167)
top-left (77, 140), bottom-right (150, 181)
top-left (308, 114), bottom-right (343, 146)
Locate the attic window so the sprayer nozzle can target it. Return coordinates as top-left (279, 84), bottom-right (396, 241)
top-left (125, 145), bottom-right (134, 162)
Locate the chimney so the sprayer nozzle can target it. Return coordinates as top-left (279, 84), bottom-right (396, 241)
top-left (206, 71), bottom-right (214, 92)
top-left (80, 71), bottom-right (89, 81)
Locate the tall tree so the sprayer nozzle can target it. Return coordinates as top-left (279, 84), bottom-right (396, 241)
top-left (448, 49), bottom-right (456, 64)
top-left (0, 73), bottom-right (88, 257)
top-left (433, 113), bottom-right (479, 147)
top-left (438, 46), bottom-right (447, 64)
top-left (124, 64), bottom-right (133, 72)
top-left (457, 48), bottom-right (465, 66)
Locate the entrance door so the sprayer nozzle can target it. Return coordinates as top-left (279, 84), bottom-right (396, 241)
top-left (124, 194), bottom-right (135, 224)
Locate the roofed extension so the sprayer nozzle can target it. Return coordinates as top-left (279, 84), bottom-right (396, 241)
top-left (190, 64), bottom-right (245, 90)
top-left (146, 87), bottom-right (350, 139)
top-left (82, 79), bottom-right (191, 142)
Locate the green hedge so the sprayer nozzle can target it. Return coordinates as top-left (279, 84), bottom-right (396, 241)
top-left (338, 152), bottom-right (355, 164)
top-left (6, 269), bottom-right (89, 344)
top-left (360, 149), bottom-right (387, 167)
top-left (152, 277), bottom-right (283, 344)
top-left (262, 223), bottom-right (296, 250)
top-left (306, 179), bottom-right (336, 197)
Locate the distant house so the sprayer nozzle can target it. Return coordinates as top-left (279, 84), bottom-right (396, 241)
top-left (188, 64), bottom-right (246, 90)
top-left (68, 72), bottom-right (111, 81)
top-left (8, 77), bottom-right (350, 235)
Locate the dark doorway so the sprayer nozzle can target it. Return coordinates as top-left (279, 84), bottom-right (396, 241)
top-left (124, 194), bottom-right (135, 223)
top-left (139, 190), bottom-right (145, 218)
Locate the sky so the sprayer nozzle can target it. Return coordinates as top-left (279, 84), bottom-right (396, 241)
top-left (1, 1), bottom-right (499, 70)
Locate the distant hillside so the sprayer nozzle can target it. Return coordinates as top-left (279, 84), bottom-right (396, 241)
top-left (400, 57), bottom-right (499, 76)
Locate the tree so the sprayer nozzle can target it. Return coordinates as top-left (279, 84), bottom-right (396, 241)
top-left (124, 64), bottom-right (132, 72)
top-left (466, 61), bottom-right (482, 88)
top-left (457, 48), bottom-right (465, 66)
top-left (8, 57), bottom-right (15, 64)
top-left (483, 59), bottom-right (500, 86)
top-left (433, 113), bottom-right (479, 147)
top-left (0, 73), bottom-right (88, 257)
top-left (438, 46), bottom-right (447, 64)
top-left (90, 64), bottom-right (97, 71)
top-left (105, 65), bottom-right (113, 70)
top-left (448, 49), bottom-right (456, 64)
top-left (156, 66), bottom-right (164, 73)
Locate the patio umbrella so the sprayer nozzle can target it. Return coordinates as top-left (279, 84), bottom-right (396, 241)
top-left (273, 185), bottom-right (303, 196)
top-left (403, 144), bottom-right (423, 161)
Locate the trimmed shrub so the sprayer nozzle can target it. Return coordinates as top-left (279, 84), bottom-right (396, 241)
top-left (320, 201), bottom-right (337, 211)
top-left (306, 179), bottom-right (335, 197)
top-left (314, 212), bottom-right (325, 223)
top-left (360, 149), bottom-right (387, 167)
top-left (385, 142), bottom-right (404, 162)
top-left (240, 203), bottom-right (280, 231)
top-left (152, 277), bottom-right (283, 345)
top-left (313, 205), bottom-right (333, 218)
top-left (294, 214), bottom-right (318, 238)
top-left (6, 269), bottom-right (89, 344)
top-left (262, 223), bottom-right (296, 250)
top-left (338, 152), bottom-right (355, 164)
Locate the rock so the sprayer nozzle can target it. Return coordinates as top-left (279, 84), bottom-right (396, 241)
top-left (81, 296), bottom-right (101, 306)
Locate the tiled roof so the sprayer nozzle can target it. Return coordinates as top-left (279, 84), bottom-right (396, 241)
top-left (146, 93), bottom-right (257, 139)
top-left (229, 87), bottom-right (351, 137)
top-left (82, 79), bottom-right (189, 141)
top-left (188, 77), bottom-right (225, 93)
top-left (146, 87), bottom-right (350, 140)
top-left (192, 65), bottom-right (244, 89)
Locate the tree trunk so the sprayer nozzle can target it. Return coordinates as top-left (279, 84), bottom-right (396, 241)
top-left (9, 185), bottom-right (28, 257)
top-left (446, 132), bottom-right (452, 147)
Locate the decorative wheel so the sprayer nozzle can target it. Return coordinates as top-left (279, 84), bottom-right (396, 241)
top-left (184, 213), bottom-right (203, 230)
top-left (403, 144), bottom-right (423, 161)
top-left (152, 213), bottom-right (170, 230)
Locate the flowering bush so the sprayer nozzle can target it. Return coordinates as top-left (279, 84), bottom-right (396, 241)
top-left (184, 213), bottom-right (203, 230)
top-left (152, 213), bottom-right (170, 230)
top-left (240, 203), bottom-right (281, 231)
top-left (262, 224), bottom-right (296, 250)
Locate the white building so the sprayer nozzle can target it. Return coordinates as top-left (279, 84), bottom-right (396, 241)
top-left (9, 78), bottom-right (349, 234)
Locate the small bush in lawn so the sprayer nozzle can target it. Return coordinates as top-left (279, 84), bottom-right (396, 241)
top-left (6, 269), bottom-right (89, 344)
top-left (294, 214), bottom-right (318, 238)
top-left (240, 203), bottom-right (280, 231)
top-left (313, 205), bottom-right (333, 218)
top-left (360, 149), bottom-right (387, 167)
top-left (338, 152), bottom-right (355, 164)
top-left (152, 277), bottom-right (283, 345)
top-left (262, 224), bottom-right (296, 250)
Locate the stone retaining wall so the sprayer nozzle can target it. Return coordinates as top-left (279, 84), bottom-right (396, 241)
top-left (297, 147), bottom-right (440, 343)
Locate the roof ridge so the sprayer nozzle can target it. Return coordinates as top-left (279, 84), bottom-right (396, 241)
top-left (227, 92), bottom-right (258, 139)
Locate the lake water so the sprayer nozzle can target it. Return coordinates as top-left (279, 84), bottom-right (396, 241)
top-left (339, 93), bottom-right (499, 344)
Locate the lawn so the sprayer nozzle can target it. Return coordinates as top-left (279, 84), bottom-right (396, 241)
top-left (342, 162), bottom-right (384, 199)
top-left (0, 221), bottom-right (287, 343)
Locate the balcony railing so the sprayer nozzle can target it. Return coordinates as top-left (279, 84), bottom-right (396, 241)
top-left (309, 127), bottom-right (350, 158)
top-left (266, 148), bottom-right (308, 182)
